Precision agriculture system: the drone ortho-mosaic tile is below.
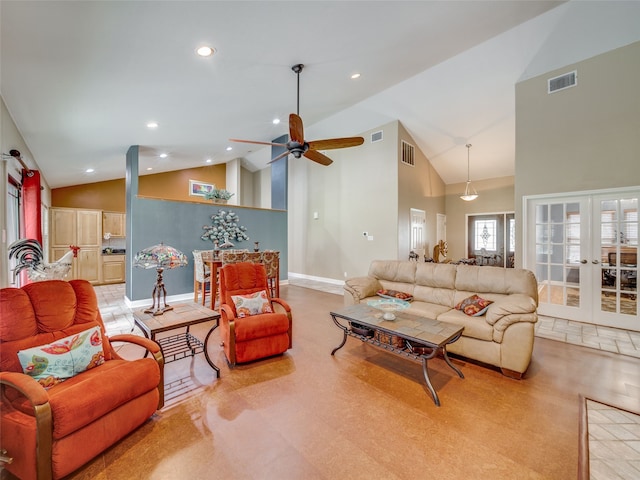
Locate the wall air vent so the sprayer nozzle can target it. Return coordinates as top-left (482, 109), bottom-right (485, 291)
top-left (548, 70), bottom-right (577, 94)
top-left (401, 140), bottom-right (415, 167)
top-left (371, 130), bottom-right (383, 143)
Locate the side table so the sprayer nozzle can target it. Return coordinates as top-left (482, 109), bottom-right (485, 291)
top-left (133, 302), bottom-right (221, 377)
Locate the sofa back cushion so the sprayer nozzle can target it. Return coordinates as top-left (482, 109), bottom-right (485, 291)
top-left (0, 280), bottom-right (110, 373)
top-left (413, 263), bottom-right (457, 307)
top-left (454, 265), bottom-right (538, 304)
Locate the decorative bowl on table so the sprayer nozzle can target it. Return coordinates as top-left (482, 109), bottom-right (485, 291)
top-left (367, 298), bottom-right (410, 320)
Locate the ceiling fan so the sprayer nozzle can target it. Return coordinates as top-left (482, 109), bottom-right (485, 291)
top-left (230, 64), bottom-right (364, 166)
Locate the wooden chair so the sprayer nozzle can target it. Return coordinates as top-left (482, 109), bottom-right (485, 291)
top-left (192, 250), bottom-right (212, 306)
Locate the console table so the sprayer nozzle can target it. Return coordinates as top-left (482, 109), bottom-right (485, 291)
top-left (330, 304), bottom-right (464, 406)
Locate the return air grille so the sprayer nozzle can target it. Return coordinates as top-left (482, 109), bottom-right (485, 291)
top-left (548, 70), bottom-right (577, 94)
top-left (371, 130), bottom-right (383, 143)
top-left (401, 140), bottom-right (415, 167)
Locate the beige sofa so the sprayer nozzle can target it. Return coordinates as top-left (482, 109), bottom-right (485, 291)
top-left (343, 260), bottom-right (539, 379)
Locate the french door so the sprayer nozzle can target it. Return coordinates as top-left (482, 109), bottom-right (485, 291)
top-left (525, 189), bottom-right (638, 331)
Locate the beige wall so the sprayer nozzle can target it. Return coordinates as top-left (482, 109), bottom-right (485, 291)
top-left (515, 41), bottom-right (640, 266)
top-left (444, 176), bottom-right (515, 261)
top-left (397, 122), bottom-right (446, 260)
top-left (288, 120), bottom-right (448, 280)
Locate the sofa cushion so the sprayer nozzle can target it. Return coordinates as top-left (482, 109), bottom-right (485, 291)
top-left (406, 301), bottom-right (452, 320)
top-left (233, 313), bottom-right (290, 342)
top-left (437, 309), bottom-right (494, 342)
top-left (369, 260), bottom-right (416, 284)
top-left (17, 326), bottom-right (105, 389)
top-left (11, 357), bottom-right (160, 439)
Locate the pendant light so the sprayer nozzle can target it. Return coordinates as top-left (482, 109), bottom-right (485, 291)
top-left (460, 143), bottom-right (478, 201)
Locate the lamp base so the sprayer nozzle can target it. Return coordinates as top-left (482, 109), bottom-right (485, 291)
top-left (144, 267), bottom-right (172, 316)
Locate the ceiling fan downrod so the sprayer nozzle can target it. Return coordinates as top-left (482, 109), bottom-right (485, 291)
top-left (292, 64), bottom-right (304, 115)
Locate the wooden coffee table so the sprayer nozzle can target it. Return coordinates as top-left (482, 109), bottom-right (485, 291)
top-left (133, 303), bottom-right (221, 377)
top-left (330, 304), bottom-right (464, 406)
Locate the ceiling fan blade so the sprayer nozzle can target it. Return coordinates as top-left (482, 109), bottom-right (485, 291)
top-left (304, 149), bottom-right (333, 166)
top-left (308, 136), bottom-right (365, 150)
top-left (229, 138), bottom-right (287, 147)
top-left (268, 150), bottom-right (291, 164)
top-left (289, 113), bottom-right (304, 144)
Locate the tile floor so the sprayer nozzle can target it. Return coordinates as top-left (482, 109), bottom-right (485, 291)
top-left (585, 398), bottom-right (640, 480)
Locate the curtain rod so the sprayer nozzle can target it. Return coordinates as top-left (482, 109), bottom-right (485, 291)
top-left (2, 149), bottom-right (33, 176)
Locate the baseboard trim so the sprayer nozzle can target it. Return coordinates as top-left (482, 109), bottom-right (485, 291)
top-left (287, 272), bottom-right (345, 286)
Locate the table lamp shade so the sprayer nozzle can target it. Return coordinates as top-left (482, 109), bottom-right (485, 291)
top-left (133, 243), bottom-right (188, 269)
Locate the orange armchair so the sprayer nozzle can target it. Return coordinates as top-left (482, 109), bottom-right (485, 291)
top-left (0, 280), bottom-right (164, 480)
top-left (218, 262), bottom-right (292, 366)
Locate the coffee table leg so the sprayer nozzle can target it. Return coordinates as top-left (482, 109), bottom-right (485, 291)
top-left (203, 321), bottom-right (220, 378)
top-left (443, 333), bottom-right (464, 378)
top-left (421, 357), bottom-right (441, 407)
top-left (330, 314), bottom-right (348, 355)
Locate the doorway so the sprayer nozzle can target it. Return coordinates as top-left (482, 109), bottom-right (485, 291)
top-left (410, 208), bottom-right (426, 258)
top-left (524, 189), bottom-right (638, 331)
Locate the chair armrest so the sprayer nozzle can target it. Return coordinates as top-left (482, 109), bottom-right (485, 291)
top-left (220, 303), bottom-right (236, 322)
top-left (0, 372), bottom-right (49, 407)
top-left (109, 334), bottom-right (162, 354)
top-left (0, 372), bottom-right (53, 479)
top-left (271, 297), bottom-right (291, 313)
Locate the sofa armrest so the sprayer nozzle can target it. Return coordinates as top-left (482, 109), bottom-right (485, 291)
top-left (485, 294), bottom-right (537, 326)
top-left (344, 276), bottom-right (381, 305)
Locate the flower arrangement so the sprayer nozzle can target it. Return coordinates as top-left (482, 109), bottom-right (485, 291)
top-left (201, 210), bottom-right (249, 246)
top-left (204, 186), bottom-right (234, 201)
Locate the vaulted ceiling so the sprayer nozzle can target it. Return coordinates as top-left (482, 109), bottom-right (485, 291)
top-left (2, 1), bottom-right (637, 190)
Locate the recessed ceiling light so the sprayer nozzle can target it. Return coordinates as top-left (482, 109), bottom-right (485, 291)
top-left (196, 46), bottom-right (215, 57)
top-left (147, 167), bottom-right (153, 171)
top-left (272, 118), bottom-right (281, 125)
top-left (226, 146), bottom-right (232, 151)
top-left (146, 121), bottom-right (158, 129)
top-left (206, 158), bottom-right (212, 163)
top-left (159, 153), bottom-right (168, 158)
top-left (351, 73), bottom-right (361, 79)
top-left (85, 168), bottom-right (95, 173)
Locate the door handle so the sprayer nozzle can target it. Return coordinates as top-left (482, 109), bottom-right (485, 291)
top-left (580, 259), bottom-right (587, 264)
top-left (592, 260), bottom-right (600, 264)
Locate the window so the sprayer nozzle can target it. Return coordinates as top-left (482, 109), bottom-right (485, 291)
top-left (467, 213), bottom-right (515, 268)
top-left (7, 177), bottom-right (21, 285)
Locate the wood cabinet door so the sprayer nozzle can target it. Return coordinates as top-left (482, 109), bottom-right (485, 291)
top-left (102, 256), bottom-right (125, 283)
top-left (103, 212), bottom-right (125, 237)
top-left (77, 248), bottom-right (101, 284)
top-left (77, 210), bottom-right (101, 247)
top-left (50, 209), bottom-right (76, 247)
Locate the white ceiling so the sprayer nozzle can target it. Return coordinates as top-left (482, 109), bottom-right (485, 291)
top-left (1, 1), bottom-right (638, 190)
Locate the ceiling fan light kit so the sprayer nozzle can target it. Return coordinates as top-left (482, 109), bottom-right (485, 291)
top-left (460, 143), bottom-right (479, 201)
top-left (230, 63), bottom-right (364, 166)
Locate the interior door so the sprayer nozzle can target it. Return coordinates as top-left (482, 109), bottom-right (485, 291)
top-left (594, 194), bottom-right (638, 330)
top-left (410, 209), bottom-right (426, 258)
top-left (527, 197), bottom-right (591, 321)
top-left (525, 190), bottom-right (639, 330)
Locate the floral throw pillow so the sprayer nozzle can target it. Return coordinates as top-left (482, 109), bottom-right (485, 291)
top-left (455, 295), bottom-right (493, 317)
top-left (17, 326), bottom-right (105, 389)
top-left (231, 290), bottom-right (273, 318)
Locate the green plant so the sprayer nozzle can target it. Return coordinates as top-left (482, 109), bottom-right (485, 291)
top-left (204, 186), bottom-right (234, 201)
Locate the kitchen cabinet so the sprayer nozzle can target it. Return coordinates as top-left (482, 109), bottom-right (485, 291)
top-left (49, 208), bottom-right (102, 284)
top-left (102, 255), bottom-right (125, 284)
top-left (103, 212), bottom-right (126, 238)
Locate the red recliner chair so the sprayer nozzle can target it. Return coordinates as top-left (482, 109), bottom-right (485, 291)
top-left (0, 280), bottom-right (164, 480)
top-left (218, 262), bottom-right (292, 366)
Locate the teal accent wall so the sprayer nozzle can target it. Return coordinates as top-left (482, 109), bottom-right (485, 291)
top-left (125, 146), bottom-right (287, 302)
